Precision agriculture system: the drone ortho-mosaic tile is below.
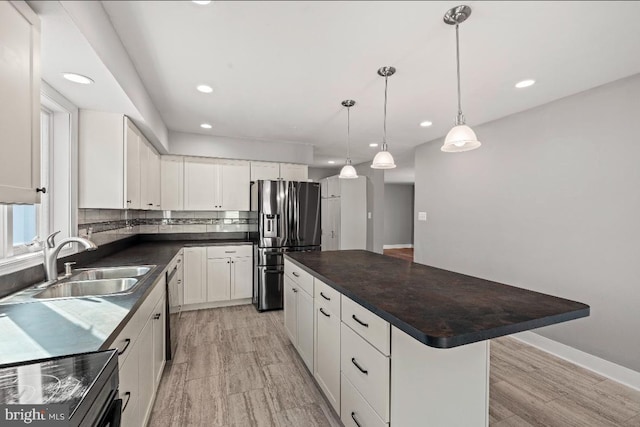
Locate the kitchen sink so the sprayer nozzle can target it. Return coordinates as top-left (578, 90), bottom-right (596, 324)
top-left (33, 278), bottom-right (139, 299)
top-left (69, 266), bottom-right (153, 281)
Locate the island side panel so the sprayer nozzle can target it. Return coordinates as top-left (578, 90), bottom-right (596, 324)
top-left (391, 326), bottom-right (489, 427)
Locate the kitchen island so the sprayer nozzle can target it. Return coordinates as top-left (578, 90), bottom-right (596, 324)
top-left (284, 250), bottom-right (589, 427)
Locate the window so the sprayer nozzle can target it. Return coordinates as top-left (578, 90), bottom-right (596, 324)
top-left (0, 84), bottom-right (77, 271)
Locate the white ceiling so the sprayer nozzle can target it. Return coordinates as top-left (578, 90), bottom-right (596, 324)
top-left (95, 2), bottom-right (640, 182)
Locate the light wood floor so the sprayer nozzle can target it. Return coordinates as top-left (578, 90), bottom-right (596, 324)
top-left (383, 248), bottom-right (414, 262)
top-left (149, 305), bottom-right (640, 427)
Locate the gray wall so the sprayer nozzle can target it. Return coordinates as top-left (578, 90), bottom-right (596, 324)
top-left (354, 162), bottom-right (385, 254)
top-left (414, 73), bottom-right (640, 372)
top-left (169, 130), bottom-right (314, 164)
top-left (384, 184), bottom-right (414, 246)
top-left (309, 167), bottom-right (340, 182)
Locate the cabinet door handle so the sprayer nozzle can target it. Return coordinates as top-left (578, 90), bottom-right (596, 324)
top-left (126, 200), bottom-right (132, 203)
top-left (154, 313), bottom-right (161, 320)
top-left (351, 358), bottom-right (368, 375)
top-left (352, 314), bottom-right (369, 328)
top-left (351, 412), bottom-right (362, 427)
top-left (122, 392), bottom-right (131, 412)
top-left (36, 187), bottom-right (47, 194)
top-left (292, 288), bottom-right (298, 293)
top-left (320, 292), bottom-right (330, 301)
top-left (117, 338), bottom-right (131, 355)
top-left (147, 203), bottom-right (153, 206)
top-left (292, 271), bottom-right (300, 277)
top-left (319, 307), bottom-right (330, 318)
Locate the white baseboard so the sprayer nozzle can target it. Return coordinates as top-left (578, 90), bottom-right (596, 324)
top-left (383, 244), bottom-right (414, 249)
top-left (512, 331), bottom-right (640, 391)
top-left (181, 298), bottom-right (253, 312)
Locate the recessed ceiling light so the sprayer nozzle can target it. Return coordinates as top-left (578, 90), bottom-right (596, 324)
top-left (515, 79), bottom-right (536, 89)
top-left (200, 123), bottom-right (212, 129)
top-left (419, 121), bottom-right (433, 127)
top-left (196, 84), bottom-right (213, 93)
top-left (328, 160), bottom-right (336, 164)
top-left (369, 143), bottom-right (378, 147)
top-left (62, 73), bottom-right (94, 85)
top-left (192, 1), bottom-right (211, 5)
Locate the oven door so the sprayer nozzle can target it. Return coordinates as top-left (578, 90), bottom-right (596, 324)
top-left (256, 265), bottom-right (284, 311)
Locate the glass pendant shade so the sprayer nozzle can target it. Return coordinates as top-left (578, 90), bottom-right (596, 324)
top-left (441, 124), bottom-right (481, 152)
top-left (371, 147), bottom-right (396, 169)
top-left (339, 163), bottom-right (358, 179)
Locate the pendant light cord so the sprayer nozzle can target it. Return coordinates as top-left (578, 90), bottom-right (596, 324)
top-left (455, 23), bottom-right (464, 125)
top-left (383, 73), bottom-right (388, 150)
top-left (346, 106), bottom-right (351, 162)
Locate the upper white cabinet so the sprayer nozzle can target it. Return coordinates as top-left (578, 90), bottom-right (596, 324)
top-left (184, 157), bottom-right (250, 211)
top-left (79, 113), bottom-right (160, 209)
top-left (250, 161), bottom-right (308, 182)
top-left (0, 1), bottom-right (41, 204)
top-left (160, 156), bottom-right (184, 211)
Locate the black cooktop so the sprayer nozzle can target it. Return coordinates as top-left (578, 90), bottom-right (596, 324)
top-left (0, 350), bottom-right (117, 420)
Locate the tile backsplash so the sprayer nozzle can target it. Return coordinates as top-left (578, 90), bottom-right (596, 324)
top-left (79, 209), bottom-right (258, 246)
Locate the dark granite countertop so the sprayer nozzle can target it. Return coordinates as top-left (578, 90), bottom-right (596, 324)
top-left (285, 250), bottom-right (590, 348)
top-left (0, 238), bottom-right (254, 364)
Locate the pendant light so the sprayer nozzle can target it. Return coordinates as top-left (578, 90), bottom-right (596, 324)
top-left (441, 5), bottom-right (481, 153)
top-left (339, 100), bottom-right (358, 179)
top-left (371, 66), bottom-right (397, 169)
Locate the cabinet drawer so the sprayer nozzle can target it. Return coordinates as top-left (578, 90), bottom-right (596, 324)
top-left (119, 339), bottom-right (140, 427)
top-left (342, 296), bottom-right (390, 356)
top-left (341, 323), bottom-right (390, 422)
top-left (207, 245), bottom-right (252, 259)
top-left (341, 374), bottom-right (387, 427)
top-left (284, 259), bottom-right (313, 295)
top-left (314, 278), bottom-right (340, 315)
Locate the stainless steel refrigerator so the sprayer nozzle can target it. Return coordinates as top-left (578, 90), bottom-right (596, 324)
top-left (252, 180), bottom-right (321, 311)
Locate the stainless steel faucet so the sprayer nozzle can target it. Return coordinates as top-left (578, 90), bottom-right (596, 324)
top-left (43, 231), bottom-right (98, 282)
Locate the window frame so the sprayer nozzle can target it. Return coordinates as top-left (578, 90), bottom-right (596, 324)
top-left (0, 82), bottom-right (79, 275)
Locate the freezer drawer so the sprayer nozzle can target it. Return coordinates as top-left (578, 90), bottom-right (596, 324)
top-left (255, 265), bottom-right (284, 311)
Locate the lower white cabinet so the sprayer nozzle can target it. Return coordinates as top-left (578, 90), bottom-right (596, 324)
top-left (341, 374), bottom-right (387, 427)
top-left (183, 245), bottom-right (253, 307)
top-left (283, 268), bottom-right (314, 372)
top-left (113, 275), bottom-right (166, 427)
top-left (314, 294), bottom-right (341, 413)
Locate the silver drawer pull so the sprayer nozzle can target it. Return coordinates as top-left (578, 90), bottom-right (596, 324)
top-left (292, 271), bottom-right (300, 277)
top-left (351, 412), bottom-right (362, 427)
top-left (319, 308), bottom-right (330, 318)
top-left (320, 292), bottom-right (330, 301)
top-left (351, 358), bottom-right (368, 375)
top-left (352, 314), bottom-right (369, 328)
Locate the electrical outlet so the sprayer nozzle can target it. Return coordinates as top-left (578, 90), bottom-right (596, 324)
top-left (418, 212), bottom-right (427, 221)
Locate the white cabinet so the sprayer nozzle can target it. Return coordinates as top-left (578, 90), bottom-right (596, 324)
top-left (314, 279), bottom-right (341, 414)
top-left (283, 263), bottom-right (314, 372)
top-left (183, 247), bottom-right (207, 305)
top-left (113, 274), bottom-right (166, 427)
top-left (119, 340), bottom-right (140, 427)
top-left (250, 161), bottom-right (308, 182)
top-left (0, 1), bottom-right (41, 204)
top-left (125, 122), bottom-right (141, 209)
top-left (183, 245), bottom-right (253, 306)
top-left (231, 256), bottom-right (253, 299)
top-left (139, 139), bottom-right (161, 210)
top-left (207, 257), bottom-right (231, 302)
top-left (184, 158), bottom-right (250, 211)
top-left (250, 161), bottom-right (280, 181)
top-left (79, 113), bottom-right (160, 209)
top-left (322, 197), bottom-right (341, 251)
top-left (280, 163), bottom-right (308, 181)
top-left (219, 160), bottom-right (250, 211)
top-left (161, 156), bottom-right (184, 210)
